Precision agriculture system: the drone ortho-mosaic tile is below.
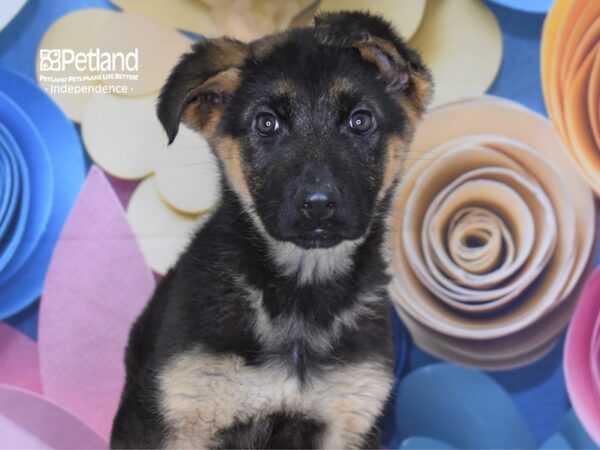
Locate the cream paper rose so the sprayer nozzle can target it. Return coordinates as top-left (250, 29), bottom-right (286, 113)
top-left (388, 96), bottom-right (597, 370)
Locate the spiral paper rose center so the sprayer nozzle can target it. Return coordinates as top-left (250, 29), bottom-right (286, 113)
top-left (412, 160), bottom-right (558, 310)
top-left (447, 207), bottom-right (508, 275)
top-left (400, 138), bottom-right (568, 319)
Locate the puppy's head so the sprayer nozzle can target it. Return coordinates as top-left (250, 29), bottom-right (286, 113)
top-left (158, 11), bottom-right (432, 249)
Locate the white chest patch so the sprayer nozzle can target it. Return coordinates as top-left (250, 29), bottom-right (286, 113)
top-left (246, 208), bottom-right (364, 285)
top-left (158, 350), bottom-right (393, 448)
top-left (241, 279), bottom-right (383, 356)
top-left (268, 239), bottom-right (363, 284)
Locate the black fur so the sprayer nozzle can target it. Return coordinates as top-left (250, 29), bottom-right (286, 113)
top-left (213, 411), bottom-right (326, 449)
top-left (112, 11), bottom-right (431, 450)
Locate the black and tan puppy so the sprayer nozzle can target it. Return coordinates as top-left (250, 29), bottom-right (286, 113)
top-left (111, 11), bottom-right (432, 449)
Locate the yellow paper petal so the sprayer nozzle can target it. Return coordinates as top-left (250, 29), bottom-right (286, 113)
top-left (409, 0), bottom-right (502, 107)
top-left (111, 0), bottom-right (218, 36)
top-left (127, 176), bottom-right (204, 275)
top-left (81, 94), bottom-right (162, 180)
top-left (207, 0), bottom-right (316, 41)
top-left (314, 0), bottom-right (426, 41)
top-left (155, 126), bottom-right (219, 214)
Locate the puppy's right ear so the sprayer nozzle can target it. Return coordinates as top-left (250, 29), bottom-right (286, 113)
top-left (157, 38), bottom-right (248, 144)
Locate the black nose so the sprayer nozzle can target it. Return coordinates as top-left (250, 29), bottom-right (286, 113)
top-left (299, 191), bottom-right (340, 222)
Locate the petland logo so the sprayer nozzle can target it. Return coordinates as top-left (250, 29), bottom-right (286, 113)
top-left (39, 48), bottom-right (139, 72)
top-left (38, 48), bottom-right (140, 95)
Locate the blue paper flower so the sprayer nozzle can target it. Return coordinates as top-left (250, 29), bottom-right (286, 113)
top-left (0, 69), bottom-right (86, 319)
top-left (390, 364), bottom-right (597, 450)
top-left (487, 0), bottom-right (552, 14)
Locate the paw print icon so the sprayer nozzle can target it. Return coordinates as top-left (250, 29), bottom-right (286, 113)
top-left (39, 49), bottom-right (62, 71)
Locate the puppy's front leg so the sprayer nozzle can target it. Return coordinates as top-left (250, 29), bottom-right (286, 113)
top-left (111, 384), bottom-right (165, 449)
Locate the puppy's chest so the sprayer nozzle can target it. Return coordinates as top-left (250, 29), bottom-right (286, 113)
top-left (158, 350), bottom-right (392, 448)
top-left (244, 279), bottom-right (384, 363)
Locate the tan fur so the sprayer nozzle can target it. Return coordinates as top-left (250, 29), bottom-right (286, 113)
top-left (159, 350), bottom-right (393, 448)
top-left (239, 278), bottom-right (381, 354)
top-left (244, 208), bottom-right (364, 284)
top-left (178, 37), bottom-right (247, 137)
top-left (329, 77), bottom-right (353, 97)
top-left (267, 238), bottom-right (363, 285)
top-left (212, 136), bottom-right (252, 204)
top-left (355, 38), bottom-right (401, 80)
top-left (398, 71), bottom-right (433, 121)
top-left (353, 36), bottom-right (433, 118)
top-left (272, 78), bottom-right (297, 98)
top-left (202, 67), bottom-right (243, 95)
top-left (207, 38), bottom-right (248, 70)
top-left (380, 135), bottom-right (408, 197)
top-left (182, 68), bottom-right (243, 134)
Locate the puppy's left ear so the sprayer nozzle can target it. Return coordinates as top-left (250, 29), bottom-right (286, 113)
top-left (157, 38), bottom-right (248, 144)
top-left (314, 11), bottom-right (433, 116)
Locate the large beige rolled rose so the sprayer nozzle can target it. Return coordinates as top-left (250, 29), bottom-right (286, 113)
top-left (388, 96), bottom-right (597, 370)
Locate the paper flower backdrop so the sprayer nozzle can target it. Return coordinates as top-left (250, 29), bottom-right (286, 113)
top-left (0, 69), bottom-right (85, 320)
top-left (0, 1), bottom-right (597, 447)
top-left (0, 322), bottom-right (105, 448)
top-left (37, 10), bottom-right (213, 275)
top-left (393, 364), bottom-right (597, 449)
top-left (565, 267), bottom-right (600, 445)
top-left (488, 0), bottom-right (552, 14)
top-left (407, 0), bottom-right (502, 107)
top-left (313, 0), bottom-right (426, 41)
top-left (111, 0), bottom-right (314, 41)
top-left (108, 0), bottom-right (424, 42)
top-left (0, 167), bottom-right (155, 448)
top-left (0, 0), bottom-right (27, 31)
top-left (110, 0), bottom-right (503, 107)
top-left (36, 8), bottom-right (193, 119)
top-left (388, 96), bottom-right (597, 370)
top-left (542, 0), bottom-right (600, 196)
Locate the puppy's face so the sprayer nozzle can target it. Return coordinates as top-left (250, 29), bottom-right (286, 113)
top-left (158, 12), bottom-right (432, 249)
top-left (222, 44), bottom-right (406, 249)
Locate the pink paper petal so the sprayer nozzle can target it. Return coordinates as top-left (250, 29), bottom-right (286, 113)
top-left (592, 314), bottom-right (600, 397)
top-left (0, 385), bottom-right (106, 449)
top-left (39, 166), bottom-right (155, 440)
top-left (565, 267), bottom-right (600, 446)
top-left (106, 172), bottom-right (139, 208)
top-left (0, 323), bottom-right (42, 394)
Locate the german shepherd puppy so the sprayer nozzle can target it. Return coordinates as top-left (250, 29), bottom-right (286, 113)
top-left (111, 11), bottom-right (432, 449)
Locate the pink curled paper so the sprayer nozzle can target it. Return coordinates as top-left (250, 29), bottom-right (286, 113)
top-left (565, 267), bottom-right (600, 446)
top-left (0, 385), bottom-right (106, 449)
top-left (106, 173), bottom-right (139, 208)
top-left (0, 323), bottom-right (42, 394)
top-left (39, 166), bottom-right (155, 440)
top-left (593, 315), bottom-right (600, 394)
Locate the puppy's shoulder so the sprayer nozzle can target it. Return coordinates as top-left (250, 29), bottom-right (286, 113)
top-left (124, 202), bottom-right (259, 367)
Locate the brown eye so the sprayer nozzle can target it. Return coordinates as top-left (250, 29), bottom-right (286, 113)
top-left (255, 113), bottom-right (279, 136)
top-left (349, 110), bottom-right (374, 134)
